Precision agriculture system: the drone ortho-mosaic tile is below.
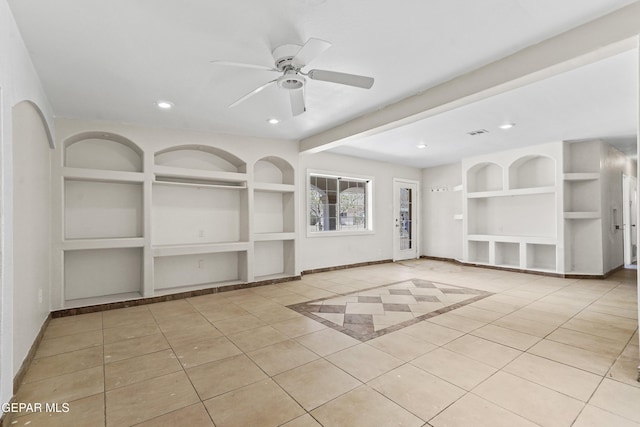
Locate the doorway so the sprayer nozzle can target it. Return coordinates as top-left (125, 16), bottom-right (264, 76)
top-left (393, 179), bottom-right (419, 261)
top-left (623, 174), bottom-right (637, 267)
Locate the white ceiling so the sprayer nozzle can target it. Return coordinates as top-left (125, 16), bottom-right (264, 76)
top-left (8, 0), bottom-right (638, 167)
top-left (330, 50), bottom-right (639, 168)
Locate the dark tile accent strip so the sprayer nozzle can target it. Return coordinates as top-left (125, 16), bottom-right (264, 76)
top-left (319, 305), bottom-right (346, 314)
top-left (382, 303), bottom-right (412, 312)
top-left (389, 289), bottom-right (412, 295)
top-left (414, 295), bottom-right (440, 302)
top-left (344, 323), bottom-right (375, 335)
top-left (301, 259), bottom-right (393, 276)
top-left (358, 296), bottom-right (382, 304)
top-left (344, 314), bottom-right (373, 325)
top-left (288, 278), bottom-right (493, 342)
top-left (440, 288), bottom-right (485, 295)
top-left (52, 276), bottom-right (301, 318)
top-left (412, 279), bottom-right (436, 288)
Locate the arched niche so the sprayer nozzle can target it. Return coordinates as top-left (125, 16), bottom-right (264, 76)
top-left (64, 132), bottom-right (143, 172)
top-left (467, 162), bottom-right (503, 192)
top-left (509, 155), bottom-right (555, 189)
top-left (12, 100), bottom-right (55, 148)
top-left (12, 100), bottom-right (52, 369)
top-left (254, 156), bottom-right (294, 184)
top-left (155, 145), bottom-right (246, 173)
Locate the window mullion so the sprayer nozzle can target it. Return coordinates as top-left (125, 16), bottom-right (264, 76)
top-left (336, 177), bottom-right (341, 231)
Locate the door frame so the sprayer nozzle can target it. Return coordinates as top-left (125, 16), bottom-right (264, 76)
top-left (392, 178), bottom-right (420, 261)
top-left (623, 173), bottom-right (637, 266)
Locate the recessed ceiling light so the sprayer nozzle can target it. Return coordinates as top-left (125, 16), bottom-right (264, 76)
top-left (417, 143), bottom-right (427, 149)
top-left (499, 123), bottom-right (515, 130)
top-left (267, 118), bottom-right (279, 124)
top-left (156, 100), bottom-right (174, 109)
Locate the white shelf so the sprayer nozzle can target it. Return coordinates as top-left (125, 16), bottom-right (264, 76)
top-left (63, 237), bottom-right (145, 251)
top-left (563, 173), bottom-right (599, 181)
top-left (253, 232), bottom-right (296, 242)
top-left (564, 212), bottom-right (600, 219)
top-left (254, 182), bottom-right (295, 193)
top-left (152, 242), bottom-right (250, 257)
top-left (153, 180), bottom-right (246, 190)
top-left (63, 167), bottom-right (144, 183)
top-left (467, 234), bottom-right (556, 245)
top-left (154, 165), bottom-right (247, 183)
top-left (467, 186), bottom-right (555, 199)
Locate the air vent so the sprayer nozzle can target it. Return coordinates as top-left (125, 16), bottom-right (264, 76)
top-left (467, 129), bottom-right (489, 136)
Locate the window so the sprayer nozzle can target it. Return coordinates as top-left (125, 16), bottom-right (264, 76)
top-left (308, 172), bottom-right (373, 234)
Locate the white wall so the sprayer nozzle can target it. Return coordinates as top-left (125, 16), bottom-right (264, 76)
top-left (298, 151), bottom-right (421, 271)
top-left (421, 163), bottom-right (463, 260)
top-left (12, 101), bottom-right (52, 375)
top-left (0, 0), bottom-right (54, 410)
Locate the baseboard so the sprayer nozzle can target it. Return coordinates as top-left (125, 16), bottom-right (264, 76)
top-left (301, 259), bottom-right (393, 275)
top-left (52, 275), bottom-right (301, 318)
top-left (419, 256), bottom-right (621, 279)
top-left (13, 313), bottom-right (51, 394)
top-left (605, 264), bottom-right (625, 278)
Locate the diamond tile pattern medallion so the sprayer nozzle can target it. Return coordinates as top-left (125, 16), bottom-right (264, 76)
top-left (288, 279), bottom-right (492, 341)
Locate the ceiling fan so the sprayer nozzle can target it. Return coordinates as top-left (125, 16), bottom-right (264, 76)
top-left (212, 38), bottom-right (374, 116)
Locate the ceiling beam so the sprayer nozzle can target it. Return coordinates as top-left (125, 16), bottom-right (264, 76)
top-left (300, 1), bottom-right (640, 154)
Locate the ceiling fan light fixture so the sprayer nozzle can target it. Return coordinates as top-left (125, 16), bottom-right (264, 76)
top-left (156, 100), bottom-right (174, 109)
top-left (277, 72), bottom-right (305, 90)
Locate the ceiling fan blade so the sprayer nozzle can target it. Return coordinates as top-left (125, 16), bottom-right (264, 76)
top-left (289, 89), bottom-right (306, 116)
top-left (292, 38), bottom-right (332, 67)
top-left (308, 69), bottom-right (374, 89)
top-left (229, 80), bottom-right (277, 108)
top-left (211, 60), bottom-right (278, 72)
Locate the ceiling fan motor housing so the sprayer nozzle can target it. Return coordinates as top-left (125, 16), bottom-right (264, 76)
top-left (277, 70), bottom-right (305, 90)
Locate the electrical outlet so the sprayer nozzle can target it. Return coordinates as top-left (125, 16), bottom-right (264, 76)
top-left (198, 229), bottom-right (204, 238)
top-left (198, 259), bottom-right (204, 269)
top-left (38, 288), bottom-right (43, 304)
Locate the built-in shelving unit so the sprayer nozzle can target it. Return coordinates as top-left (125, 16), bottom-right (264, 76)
top-left (462, 140), bottom-right (612, 276)
top-left (151, 146), bottom-right (250, 293)
top-left (252, 156), bottom-right (296, 280)
top-left (462, 143), bottom-right (563, 273)
top-left (52, 132), bottom-right (298, 309)
top-left (562, 140), bottom-right (602, 275)
top-left (59, 133), bottom-right (146, 305)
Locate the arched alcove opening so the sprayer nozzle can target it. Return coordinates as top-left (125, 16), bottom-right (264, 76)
top-left (11, 100), bottom-right (52, 375)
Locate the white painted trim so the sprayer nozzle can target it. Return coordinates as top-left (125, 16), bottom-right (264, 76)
top-left (392, 178), bottom-right (420, 261)
top-left (305, 168), bottom-right (374, 238)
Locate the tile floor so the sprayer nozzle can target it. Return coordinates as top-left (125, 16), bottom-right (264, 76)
top-left (6, 259), bottom-right (640, 427)
top-left (289, 279), bottom-right (491, 340)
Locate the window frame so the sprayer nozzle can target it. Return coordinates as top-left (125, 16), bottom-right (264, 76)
top-left (306, 169), bottom-right (374, 237)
